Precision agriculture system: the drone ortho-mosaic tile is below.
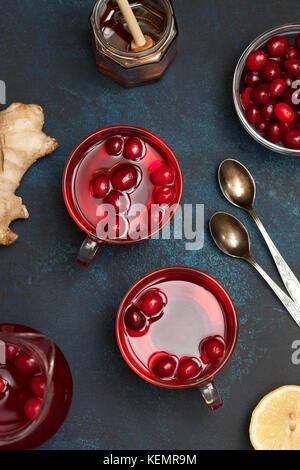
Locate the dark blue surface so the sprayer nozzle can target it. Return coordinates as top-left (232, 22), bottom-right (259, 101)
top-left (1, 0), bottom-right (300, 450)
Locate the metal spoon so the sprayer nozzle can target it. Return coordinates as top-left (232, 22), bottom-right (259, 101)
top-left (210, 212), bottom-right (300, 327)
top-left (218, 159), bottom-right (300, 306)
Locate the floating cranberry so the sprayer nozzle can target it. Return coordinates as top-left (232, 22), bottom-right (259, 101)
top-left (0, 378), bottom-right (7, 393)
top-left (261, 60), bottom-right (281, 81)
top-left (5, 344), bottom-right (19, 361)
top-left (153, 186), bottom-right (176, 205)
top-left (282, 129), bottom-right (300, 149)
top-left (93, 175), bottom-right (110, 199)
top-left (270, 78), bottom-right (286, 98)
top-left (240, 87), bottom-right (253, 110)
top-left (105, 190), bottom-right (130, 214)
top-left (153, 356), bottom-right (177, 378)
top-left (245, 104), bottom-right (261, 124)
top-left (24, 397), bottom-right (42, 420)
top-left (112, 165), bottom-right (138, 192)
top-left (251, 85), bottom-right (270, 105)
top-left (244, 71), bottom-right (262, 88)
top-left (30, 375), bottom-right (46, 397)
top-left (266, 121), bottom-right (283, 143)
top-left (15, 352), bottom-right (40, 375)
top-left (178, 359), bottom-right (201, 380)
top-left (245, 50), bottom-right (267, 71)
top-left (255, 120), bottom-right (269, 133)
top-left (296, 34), bottom-right (300, 51)
top-left (285, 59), bottom-right (300, 76)
top-left (285, 46), bottom-right (300, 60)
top-left (105, 136), bottom-right (123, 156)
top-left (202, 338), bottom-right (225, 362)
top-left (275, 102), bottom-right (295, 123)
top-left (281, 71), bottom-right (294, 87)
top-left (124, 306), bottom-right (146, 331)
top-left (141, 291), bottom-right (164, 317)
top-left (266, 35), bottom-right (289, 56)
top-left (261, 99), bottom-right (276, 121)
top-left (123, 138), bottom-right (144, 161)
top-left (151, 165), bottom-right (174, 186)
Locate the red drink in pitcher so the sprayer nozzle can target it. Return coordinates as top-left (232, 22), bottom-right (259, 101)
top-left (0, 325), bottom-right (73, 449)
top-left (116, 267), bottom-right (238, 409)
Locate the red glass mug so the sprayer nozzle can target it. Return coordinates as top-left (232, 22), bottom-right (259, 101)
top-left (116, 267), bottom-right (238, 410)
top-left (63, 125), bottom-right (183, 267)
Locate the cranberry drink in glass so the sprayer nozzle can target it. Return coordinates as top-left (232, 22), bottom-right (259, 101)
top-left (63, 125), bottom-right (183, 267)
top-left (0, 324), bottom-right (73, 450)
top-left (116, 267), bottom-right (238, 410)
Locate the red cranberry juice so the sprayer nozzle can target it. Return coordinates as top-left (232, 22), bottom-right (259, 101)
top-left (122, 277), bottom-right (228, 386)
top-left (71, 129), bottom-right (180, 241)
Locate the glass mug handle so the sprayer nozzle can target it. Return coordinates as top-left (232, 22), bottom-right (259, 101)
top-left (76, 237), bottom-right (104, 267)
top-left (198, 382), bottom-right (223, 410)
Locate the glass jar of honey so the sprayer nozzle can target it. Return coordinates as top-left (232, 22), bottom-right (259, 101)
top-left (90, 0), bottom-right (178, 87)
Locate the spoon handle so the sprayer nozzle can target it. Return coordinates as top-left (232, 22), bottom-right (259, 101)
top-left (249, 258), bottom-right (300, 327)
top-left (250, 209), bottom-right (300, 307)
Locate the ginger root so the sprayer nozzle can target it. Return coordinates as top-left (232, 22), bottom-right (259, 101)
top-left (0, 103), bottom-right (58, 245)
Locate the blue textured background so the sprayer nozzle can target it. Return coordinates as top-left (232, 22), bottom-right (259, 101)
top-left (1, 0), bottom-right (300, 450)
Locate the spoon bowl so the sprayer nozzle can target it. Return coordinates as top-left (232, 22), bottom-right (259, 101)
top-left (218, 159), bottom-right (255, 211)
top-left (209, 212), bottom-right (251, 260)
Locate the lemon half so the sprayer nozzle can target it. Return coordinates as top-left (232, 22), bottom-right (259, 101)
top-left (250, 385), bottom-right (300, 450)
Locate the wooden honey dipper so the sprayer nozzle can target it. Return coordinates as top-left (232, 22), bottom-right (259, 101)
top-left (116, 0), bottom-right (155, 52)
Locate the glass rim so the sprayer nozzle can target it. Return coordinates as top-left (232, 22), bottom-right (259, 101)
top-left (115, 266), bottom-right (239, 390)
top-left (0, 332), bottom-right (55, 446)
top-left (91, 0), bottom-right (174, 59)
top-left (62, 124), bottom-right (184, 245)
top-left (233, 23), bottom-right (300, 157)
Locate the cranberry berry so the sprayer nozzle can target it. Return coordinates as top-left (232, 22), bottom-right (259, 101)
top-left (105, 190), bottom-right (130, 214)
top-left (266, 121), bottom-right (283, 143)
top-left (261, 99), bottom-right (276, 121)
top-left (15, 352), bottom-right (40, 375)
top-left (153, 186), bottom-right (176, 205)
top-left (245, 105), bottom-right (261, 124)
top-left (141, 291), bottom-right (164, 317)
top-left (178, 358), bottom-right (201, 381)
top-left (285, 46), bottom-right (299, 60)
top-left (30, 375), bottom-right (46, 397)
top-left (124, 306), bottom-right (146, 331)
top-left (244, 71), bottom-right (262, 88)
top-left (153, 356), bottom-right (177, 378)
top-left (245, 50), bottom-right (267, 71)
top-left (255, 120), bottom-right (269, 133)
top-left (261, 60), bottom-right (281, 81)
top-left (151, 165), bottom-right (175, 186)
top-left (266, 35), bottom-right (289, 56)
top-left (105, 136), bottom-right (123, 156)
top-left (270, 78), bottom-right (286, 98)
top-left (93, 175), bottom-right (110, 199)
top-left (123, 138), bottom-right (144, 161)
top-left (275, 103), bottom-right (295, 123)
top-left (24, 397), bottom-right (43, 420)
top-left (285, 59), bottom-right (300, 76)
top-left (283, 129), bottom-right (300, 149)
top-left (240, 87), bottom-right (253, 110)
top-left (112, 165), bottom-right (138, 192)
top-left (202, 338), bottom-right (225, 362)
top-left (5, 344), bottom-right (20, 361)
top-left (251, 85), bottom-right (270, 105)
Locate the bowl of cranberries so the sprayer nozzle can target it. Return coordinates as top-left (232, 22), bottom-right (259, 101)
top-left (233, 24), bottom-right (300, 155)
